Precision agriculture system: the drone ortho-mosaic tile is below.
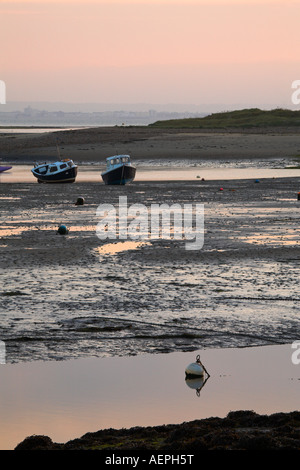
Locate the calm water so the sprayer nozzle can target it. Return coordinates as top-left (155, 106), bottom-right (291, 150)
top-left (0, 344), bottom-right (299, 450)
top-left (1, 160), bottom-right (300, 183)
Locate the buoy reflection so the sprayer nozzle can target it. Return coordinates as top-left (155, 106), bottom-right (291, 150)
top-left (185, 375), bottom-right (209, 397)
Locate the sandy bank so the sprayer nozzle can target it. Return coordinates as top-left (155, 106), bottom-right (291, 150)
top-left (1, 126), bottom-right (300, 163)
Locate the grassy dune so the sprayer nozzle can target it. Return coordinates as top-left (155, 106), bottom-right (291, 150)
top-left (149, 108), bottom-right (300, 129)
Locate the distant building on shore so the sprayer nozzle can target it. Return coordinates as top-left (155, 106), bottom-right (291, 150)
top-left (0, 106), bottom-right (206, 127)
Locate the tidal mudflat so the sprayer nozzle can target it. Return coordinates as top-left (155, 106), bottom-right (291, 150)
top-left (1, 126), bottom-right (300, 450)
top-left (1, 176), bottom-right (300, 362)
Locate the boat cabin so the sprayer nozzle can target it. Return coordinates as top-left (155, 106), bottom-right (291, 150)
top-left (34, 159), bottom-right (74, 175)
top-left (105, 155), bottom-right (131, 170)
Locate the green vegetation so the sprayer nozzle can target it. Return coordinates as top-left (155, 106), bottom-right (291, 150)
top-left (149, 108), bottom-right (300, 129)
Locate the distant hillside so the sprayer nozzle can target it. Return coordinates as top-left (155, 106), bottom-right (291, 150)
top-left (149, 108), bottom-right (300, 128)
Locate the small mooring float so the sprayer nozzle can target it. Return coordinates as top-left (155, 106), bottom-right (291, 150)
top-left (185, 354), bottom-right (210, 379)
top-left (57, 224), bottom-right (69, 235)
top-left (185, 354), bottom-right (210, 396)
top-left (75, 197), bottom-right (85, 206)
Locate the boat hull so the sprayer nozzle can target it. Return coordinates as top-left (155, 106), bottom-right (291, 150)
top-left (0, 166), bottom-right (12, 173)
top-left (101, 164), bottom-right (136, 185)
top-left (32, 166), bottom-right (78, 183)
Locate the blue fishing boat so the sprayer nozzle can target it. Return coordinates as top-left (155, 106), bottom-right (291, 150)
top-left (0, 166), bottom-right (12, 173)
top-left (101, 155), bottom-right (136, 185)
top-left (31, 158), bottom-right (78, 183)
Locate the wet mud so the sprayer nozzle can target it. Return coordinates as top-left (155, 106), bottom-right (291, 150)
top-left (1, 177), bottom-right (300, 363)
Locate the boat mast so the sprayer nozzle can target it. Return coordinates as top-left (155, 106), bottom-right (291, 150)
top-left (56, 140), bottom-right (61, 160)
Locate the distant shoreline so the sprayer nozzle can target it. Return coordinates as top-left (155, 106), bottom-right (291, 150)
top-left (0, 125), bottom-right (66, 129)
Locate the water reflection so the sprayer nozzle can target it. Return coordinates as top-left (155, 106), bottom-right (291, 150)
top-left (96, 241), bottom-right (151, 256)
top-left (0, 225), bottom-right (97, 238)
top-left (239, 233), bottom-right (300, 246)
top-left (1, 164), bottom-right (300, 183)
top-left (0, 226), bottom-right (33, 237)
top-left (185, 376), bottom-right (209, 397)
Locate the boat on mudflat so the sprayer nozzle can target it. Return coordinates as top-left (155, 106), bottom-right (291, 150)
top-left (101, 155), bottom-right (136, 185)
top-left (0, 166), bottom-right (12, 173)
top-left (31, 159), bottom-right (78, 183)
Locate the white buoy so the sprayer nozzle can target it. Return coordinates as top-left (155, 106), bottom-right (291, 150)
top-left (185, 354), bottom-right (209, 378)
top-left (185, 361), bottom-right (204, 377)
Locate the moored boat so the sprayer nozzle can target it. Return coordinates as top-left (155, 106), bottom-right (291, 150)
top-left (0, 166), bottom-right (12, 173)
top-left (31, 159), bottom-right (78, 183)
top-left (101, 155), bottom-right (136, 185)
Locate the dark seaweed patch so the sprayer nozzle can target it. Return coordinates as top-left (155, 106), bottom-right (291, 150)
top-left (1, 291), bottom-right (28, 296)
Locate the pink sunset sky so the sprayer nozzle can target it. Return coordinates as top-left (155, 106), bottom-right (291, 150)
top-left (1, 0), bottom-right (300, 110)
